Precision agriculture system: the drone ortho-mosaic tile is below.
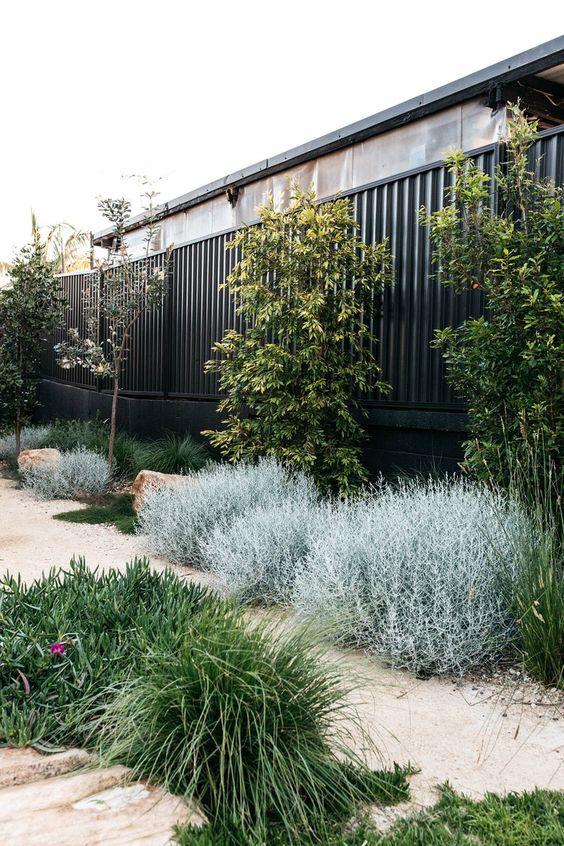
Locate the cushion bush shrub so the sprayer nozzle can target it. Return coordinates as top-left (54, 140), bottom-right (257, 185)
top-left (202, 499), bottom-right (325, 604)
top-left (21, 447), bottom-right (110, 499)
top-left (293, 478), bottom-right (524, 676)
top-left (0, 424), bottom-right (52, 460)
top-left (137, 458), bottom-right (318, 567)
top-left (0, 419), bottom-right (209, 482)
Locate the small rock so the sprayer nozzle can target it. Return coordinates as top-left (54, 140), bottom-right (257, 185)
top-left (131, 469), bottom-right (194, 511)
top-left (17, 448), bottom-right (61, 473)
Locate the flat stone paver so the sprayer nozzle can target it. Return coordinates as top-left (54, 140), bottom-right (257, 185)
top-left (0, 748), bottom-right (204, 845)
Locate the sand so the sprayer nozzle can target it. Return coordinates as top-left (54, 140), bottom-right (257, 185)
top-left (0, 471), bottom-right (562, 820)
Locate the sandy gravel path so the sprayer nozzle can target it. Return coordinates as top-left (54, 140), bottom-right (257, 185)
top-left (0, 472), bottom-right (562, 821)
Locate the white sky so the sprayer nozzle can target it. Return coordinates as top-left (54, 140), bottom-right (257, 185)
top-left (1, 0), bottom-right (562, 260)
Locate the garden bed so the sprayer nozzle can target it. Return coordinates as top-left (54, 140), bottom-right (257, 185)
top-left (1, 467), bottom-right (562, 816)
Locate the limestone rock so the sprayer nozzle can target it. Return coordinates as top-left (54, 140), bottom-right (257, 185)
top-left (18, 448), bottom-right (61, 474)
top-left (131, 469), bottom-right (193, 511)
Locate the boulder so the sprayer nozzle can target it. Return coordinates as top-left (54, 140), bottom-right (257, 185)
top-left (17, 448), bottom-right (61, 474)
top-left (131, 469), bottom-right (193, 511)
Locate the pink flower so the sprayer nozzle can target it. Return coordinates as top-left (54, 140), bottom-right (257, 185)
top-left (50, 642), bottom-right (66, 656)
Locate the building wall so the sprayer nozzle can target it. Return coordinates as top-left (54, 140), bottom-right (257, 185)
top-left (123, 98), bottom-right (505, 255)
top-left (36, 380), bottom-right (468, 477)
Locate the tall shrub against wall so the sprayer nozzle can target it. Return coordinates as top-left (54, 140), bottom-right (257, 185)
top-left (0, 235), bottom-right (62, 453)
top-left (205, 184), bottom-right (394, 495)
top-left (422, 106), bottom-right (563, 482)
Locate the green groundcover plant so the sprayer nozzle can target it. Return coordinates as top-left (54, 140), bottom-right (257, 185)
top-left (422, 105), bottom-right (563, 484)
top-left (53, 493), bottom-right (137, 534)
top-left (0, 559), bottom-right (407, 844)
top-left (177, 784), bottom-right (564, 845)
top-left (0, 559), bottom-right (211, 747)
top-left (204, 183), bottom-right (394, 496)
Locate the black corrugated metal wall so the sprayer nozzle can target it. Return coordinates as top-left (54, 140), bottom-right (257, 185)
top-left (40, 126), bottom-right (563, 436)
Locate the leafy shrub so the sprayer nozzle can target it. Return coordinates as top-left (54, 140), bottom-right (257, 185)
top-left (21, 447), bottom-right (110, 499)
top-left (204, 183), bottom-right (394, 496)
top-left (138, 458), bottom-right (318, 567)
top-left (0, 424), bottom-right (53, 460)
top-left (293, 478), bottom-right (524, 676)
top-left (98, 614), bottom-right (408, 844)
top-left (0, 559), bottom-right (212, 746)
top-left (203, 499), bottom-right (323, 604)
top-left (423, 105), bottom-right (563, 484)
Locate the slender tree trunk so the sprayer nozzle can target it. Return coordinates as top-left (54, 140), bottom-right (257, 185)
top-left (108, 376), bottom-right (119, 471)
top-left (15, 409), bottom-right (21, 457)
top-left (15, 338), bottom-right (23, 457)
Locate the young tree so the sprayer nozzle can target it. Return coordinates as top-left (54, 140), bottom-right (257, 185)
top-left (0, 232), bottom-right (63, 454)
top-left (422, 105), bottom-right (563, 482)
top-left (204, 184), bottom-right (394, 495)
top-left (55, 184), bottom-right (172, 470)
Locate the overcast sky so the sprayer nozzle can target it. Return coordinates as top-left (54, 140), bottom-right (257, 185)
top-left (1, 1), bottom-right (562, 260)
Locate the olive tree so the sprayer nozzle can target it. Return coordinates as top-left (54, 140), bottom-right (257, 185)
top-left (204, 184), bottom-right (394, 495)
top-left (0, 233), bottom-right (63, 455)
top-left (55, 185), bottom-right (172, 470)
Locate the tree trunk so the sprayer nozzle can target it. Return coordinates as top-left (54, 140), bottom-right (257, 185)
top-left (108, 376), bottom-right (119, 472)
top-left (15, 409), bottom-right (21, 457)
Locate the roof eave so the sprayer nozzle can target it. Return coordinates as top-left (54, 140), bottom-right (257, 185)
top-left (93, 36), bottom-right (564, 246)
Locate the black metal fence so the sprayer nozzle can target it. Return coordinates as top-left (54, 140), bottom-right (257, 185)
top-left (41, 125), bottom-right (563, 412)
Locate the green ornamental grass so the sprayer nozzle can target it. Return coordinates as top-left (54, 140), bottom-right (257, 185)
top-left (0, 559), bottom-right (407, 843)
top-left (96, 612), bottom-right (408, 843)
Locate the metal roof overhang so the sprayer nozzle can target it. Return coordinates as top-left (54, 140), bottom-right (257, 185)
top-left (93, 36), bottom-right (564, 247)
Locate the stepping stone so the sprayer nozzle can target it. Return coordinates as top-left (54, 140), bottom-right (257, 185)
top-left (0, 749), bottom-right (204, 845)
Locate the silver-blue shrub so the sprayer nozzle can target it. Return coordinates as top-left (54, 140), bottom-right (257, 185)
top-left (203, 499), bottom-right (325, 604)
top-left (21, 447), bottom-right (110, 499)
top-left (293, 478), bottom-right (524, 676)
top-left (0, 425), bottom-right (52, 459)
top-left (137, 458), bottom-right (318, 567)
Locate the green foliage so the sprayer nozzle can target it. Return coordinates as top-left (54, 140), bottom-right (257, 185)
top-left (139, 433), bottom-right (208, 475)
top-left (502, 446), bottom-right (563, 688)
top-left (0, 238), bottom-right (63, 449)
top-left (342, 785), bottom-right (564, 845)
top-left (0, 559), bottom-right (212, 747)
top-left (1, 559), bottom-right (405, 841)
top-left (98, 615), bottom-right (406, 844)
top-left (204, 184), bottom-right (393, 496)
top-left (422, 105), bottom-right (563, 483)
top-left (53, 494), bottom-right (137, 534)
top-left (33, 418), bottom-right (206, 481)
top-left (54, 183), bottom-right (172, 469)
top-left (177, 784), bottom-right (564, 845)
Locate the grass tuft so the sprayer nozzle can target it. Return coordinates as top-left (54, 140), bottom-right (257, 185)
top-left (97, 616), bottom-right (407, 843)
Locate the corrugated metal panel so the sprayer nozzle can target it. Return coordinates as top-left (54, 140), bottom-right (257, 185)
top-left (42, 272), bottom-right (98, 390)
top-left (42, 125), bottom-right (563, 410)
top-left (354, 148), bottom-right (494, 408)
